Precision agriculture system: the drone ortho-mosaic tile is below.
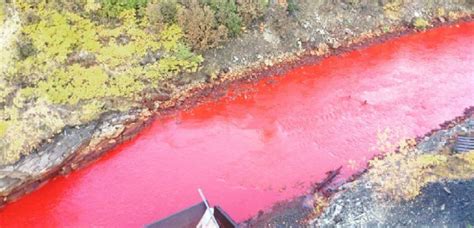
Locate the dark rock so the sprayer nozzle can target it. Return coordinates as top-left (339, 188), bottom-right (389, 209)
top-left (0, 123), bottom-right (97, 199)
top-left (67, 51), bottom-right (96, 67)
top-left (115, 34), bottom-right (130, 45)
top-left (221, 66), bottom-right (230, 74)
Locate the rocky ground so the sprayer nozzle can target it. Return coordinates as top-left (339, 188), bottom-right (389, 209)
top-left (1, 0), bottom-right (473, 210)
top-left (243, 108), bottom-right (474, 227)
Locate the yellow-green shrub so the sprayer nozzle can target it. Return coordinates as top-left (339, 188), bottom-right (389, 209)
top-left (0, 0), bottom-right (5, 25)
top-left (13, 5), bottom-right (201, 105)
top-left (0, 121), bottom-right (8, 137)
top-left (36, 65), bottom-right (109, 105)
top-left (1, 1), bottom-right (203, 164)
top-left (413, 17), bottom-right (429, 30)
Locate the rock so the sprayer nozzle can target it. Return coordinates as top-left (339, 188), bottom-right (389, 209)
top-left (155, 91), bottom-right (171, 101)
top-left (302, 20), bottom-right (311, 29)
top-left (344, 28), bottom-right (354, 36)
top-left (221, 66), bottom-right (230, 74)
top-left (67, 51), bottom-right (96, 66)
top-left (173, 73), bottom-right (193, 86)
top-left (0, 123), bottom-right (96, 200)
top-left (115, 34), bottom-right (130, 45)
top-left (140, 50), bottom-right (157, 65)
top-left (264, 59), bottom-right (273, 66)
top-left (263, 28), bottom-right (281, 45)
top-left (327, 37), bottom-right (341, 49)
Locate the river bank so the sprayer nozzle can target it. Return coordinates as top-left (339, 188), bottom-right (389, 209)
top-left (1, 0), bottom-right (473, 212)
top-left (244, 107), bottom-right (474, 226)
top-left (1, 19), bottom-right (473, 226)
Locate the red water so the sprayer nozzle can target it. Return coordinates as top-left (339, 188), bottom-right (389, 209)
top-left (1, 23), bottom-right (473, 227)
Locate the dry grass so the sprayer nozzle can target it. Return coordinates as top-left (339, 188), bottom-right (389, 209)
top-left (367, 130), bottom-right (474, 201)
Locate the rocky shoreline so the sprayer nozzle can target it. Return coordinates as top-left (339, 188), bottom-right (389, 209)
top-left (1, 1), bottom-right (473, 209)
top-left (242, 107), bottom-right (474, 226)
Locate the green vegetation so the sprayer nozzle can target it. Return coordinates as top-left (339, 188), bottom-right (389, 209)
top-left (0, 0), bottom-right (5, 25)
top-left (100, 0), bottom-right (149, 17)
top-left (176, 0), bottom-right (227, 51)
top-left (0, 1), bottom-right (204, 164)
top-left (146, 0), bottom-right (271, 50)
top-left (0, 0), bottom-right (281, 164)
top-left (287, 0), bottom-right (299, 15)
top-left (383, 0), bottom-right (402, 20)
top-left (206, 0), bottom-right (242, 37)
top-left (0, 121), bottom-right (8, 137)
top-left (413, 17), bottom-right (430, 30)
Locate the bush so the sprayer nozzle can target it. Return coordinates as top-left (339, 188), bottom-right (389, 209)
top-left (383, 0), bottom-right (402, 20)
top-left (412, 17), bottom-right (429, 30)
top-left (146, 0), bottom-right (178, 27)
top-left (100, 0), bottom-right (148, 17)
top-left (158, 0), bottom-right (178, 23)
top-left (177, 0), bottom-right (227, 50)
top-left (236, 0), bottom-right (267, 25)
top-left (287, 0), bottom-right (298, 16)
top-left (205, 0), bottom-right (242, 37)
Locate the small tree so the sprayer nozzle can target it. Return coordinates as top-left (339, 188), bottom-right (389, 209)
top-left (177, 0), bottom-right (227, 50)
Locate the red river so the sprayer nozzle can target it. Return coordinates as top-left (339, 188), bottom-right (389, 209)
top-left (1, 23), bottom-right (473, 227)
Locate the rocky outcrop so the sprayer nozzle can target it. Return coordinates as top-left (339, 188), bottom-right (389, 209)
top-left (0, 123), bottom-right (96, 202)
